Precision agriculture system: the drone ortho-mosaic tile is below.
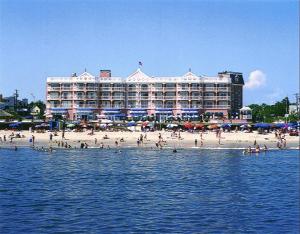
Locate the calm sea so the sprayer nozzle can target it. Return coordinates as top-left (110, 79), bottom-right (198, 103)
top-left (0, 148), bottom-right (299, 233)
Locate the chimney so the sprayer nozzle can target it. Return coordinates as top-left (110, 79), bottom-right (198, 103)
top-left (100, 70), bottom-right (111, 78)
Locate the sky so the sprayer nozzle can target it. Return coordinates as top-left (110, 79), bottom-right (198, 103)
top-left (0, 0), bottom-right (299, 104)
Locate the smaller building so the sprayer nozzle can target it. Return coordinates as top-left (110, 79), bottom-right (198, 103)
top-left (31, 106), bottom-right (41, 116)
top-left (239, 106), bottom-right (252, 120)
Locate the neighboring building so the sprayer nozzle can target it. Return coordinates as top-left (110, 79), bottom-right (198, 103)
top-left (239, 106), bottom-right (252, 120)
top-left (46, 69), bottom-right (244, 121)
top-left (31, 106), bottom-right (41, 116)
top-left (289, 104), bottom-right (298, 115)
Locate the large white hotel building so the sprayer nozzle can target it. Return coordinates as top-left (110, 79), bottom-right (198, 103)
top-left (46, 68), bottom-right (244, 121)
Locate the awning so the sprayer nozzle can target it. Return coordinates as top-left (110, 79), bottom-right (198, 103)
top-left (181, 110), bottom-right (198, 113)
top-left (103, 110), bottom-right (121, 114)
top-left (130, 110), bottom-right (147, 114)
top-left (155, 111), bottom-right (173, 114)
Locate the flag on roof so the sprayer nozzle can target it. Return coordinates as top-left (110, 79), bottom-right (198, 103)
top-left (139, 61), bottom-right (143, 66)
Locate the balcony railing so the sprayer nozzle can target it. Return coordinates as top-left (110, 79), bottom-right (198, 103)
top-left (100, 88), bottom-right (112, 91)
top-left (216, 96), bottom-right (230, 100)
top-left (112, 96), bottom-right (125, 99)
top-left (204, 88), bottom-right (216, 92)
top-left (112, 88), bottom-right (125, 91)
top-left (47, 96), bottom-right (60, 100)
top-left (48, 87), bottom-right (61, 91)
top-left (164, 96), bottom-right (176, 100)
top-left (203, 96), bottom-right (216, 100)
top-left (100, 96), bottom-right (111, 100)
top-left (204, 105), bottom-right (230, 109)
top-left (164, 88), bottom-right (176, 91)
top-left (178, 96), bottom-right (189, 100)
top-left (86, 96), bottom-right (97, 99)
top-left (74, 96), bottom-right (84, 99)
top-left (217, 88), bottom-right (229, 91)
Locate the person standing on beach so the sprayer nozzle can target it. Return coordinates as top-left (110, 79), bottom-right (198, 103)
top-left (32, 135), bottom-right (35, 146)
top-left (194, 139), bottom-right (198, 147)
top-left (94, 138), bottom-right (97, 145)
top-left (50, 133), bottom-right (53, 142)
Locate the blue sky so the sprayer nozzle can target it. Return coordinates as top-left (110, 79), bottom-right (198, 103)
top-left (0, 0), bottom-right (298, 104)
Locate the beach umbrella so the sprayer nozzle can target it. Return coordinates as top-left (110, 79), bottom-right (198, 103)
top-left (221, 123), bottom-right (231, 128)
top-left (142, 121), bottom-right (149, 127)
top-left (127, 121), bottom-right (136, 127)
top-left (167, 123), bottom-right (178, 128)
top-left (254, 123), bottom-right (271, 129)
top-left (67, 123), bottom-right (75, 128)
top-left (195, 123), bottom-right (204, 129)
top-left (208, 124), bottom-right (218, 129)
top-left (101, 119), bottom-right (113, 123)
top-left (184, 122), bottom-right (194, 129)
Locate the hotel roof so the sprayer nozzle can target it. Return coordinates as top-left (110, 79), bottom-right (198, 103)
top-left (47, 69), bottom-right (232, 83)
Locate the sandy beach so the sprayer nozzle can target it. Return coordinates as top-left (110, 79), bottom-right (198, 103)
top-left (0, 129), bottom-right (299, 150)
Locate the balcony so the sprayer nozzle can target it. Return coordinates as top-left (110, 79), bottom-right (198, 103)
top-left (86, 96), bottom-right (97, 100)
top-left (61, 96), bottom-right (73, 100)
top-left (73, 96), bottom-right (85, 100)
top-left (140, 96), bottom-right (149, 100)
top-left (128, 88), bottom-right (137, 92)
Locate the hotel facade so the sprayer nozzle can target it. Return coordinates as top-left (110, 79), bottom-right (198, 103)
top-left (46, 69), bottom-right (244, 121)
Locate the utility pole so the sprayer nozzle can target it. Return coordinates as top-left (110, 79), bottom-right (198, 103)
top-left (294, 93), bottom-right (299, 115)
top-left (14, 89), bottom-right (19, 112)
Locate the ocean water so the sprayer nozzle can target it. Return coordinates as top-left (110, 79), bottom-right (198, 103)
top-left (0, 148), bottom-right (299, 233)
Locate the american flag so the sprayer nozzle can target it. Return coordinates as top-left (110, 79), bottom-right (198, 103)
top-left (139, 61), bottom-right (143, 66)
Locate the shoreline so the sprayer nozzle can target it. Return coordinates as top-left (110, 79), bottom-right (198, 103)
top-left (1, 130), bottom-right (299, 151)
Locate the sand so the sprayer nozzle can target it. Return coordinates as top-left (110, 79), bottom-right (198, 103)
top-left (0, 129), bottom-right (299, 150)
